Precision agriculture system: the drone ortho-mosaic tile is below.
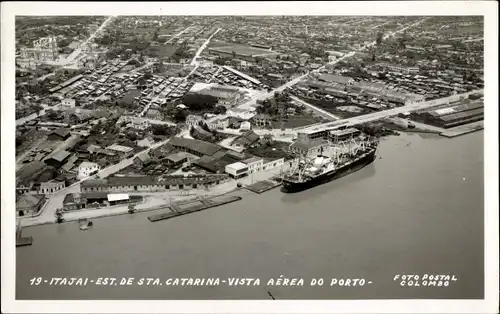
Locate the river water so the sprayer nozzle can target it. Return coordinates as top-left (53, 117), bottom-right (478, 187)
top-left (16, 131), bottom-right (484, 300)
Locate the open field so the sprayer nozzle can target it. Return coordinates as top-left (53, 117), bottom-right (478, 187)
top-left (208, 44), bottom-right (275, 56)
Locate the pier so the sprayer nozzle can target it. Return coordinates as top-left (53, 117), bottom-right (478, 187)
top-left (245, 180), bottom-right (282, 194)
top-left (16, 223), bottom-right (33, 247)
top-left (148, 195), bottom-right (242, 222)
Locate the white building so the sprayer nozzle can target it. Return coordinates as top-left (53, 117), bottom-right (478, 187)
top-left (225, 162), bottom-right (249, 179)
top-left (78, 162), bottom-right (101, 180)
top-left (61, 98), bottom-right (76, 108)
top-left (186, 114), bottom-right (204, 126)
top-left (242, 157), bottom-right (264, 174)
top-left (240, 121), bottom-right (251, 131)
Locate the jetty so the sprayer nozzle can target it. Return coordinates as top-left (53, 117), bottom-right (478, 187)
top-left (245, 179), bottom-right (282, 194)
top-left (16, 223), bottom-right (33, 247)
top-left (148, 195), bottom-right (242, 222)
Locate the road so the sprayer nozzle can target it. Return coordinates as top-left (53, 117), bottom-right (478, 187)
top-left (290, 95), bottom-right (341, 120)
top-left (63, 15), bottom-right (117, 65)
top-left (165, 26), bottom-right (193, 44)
top-left (190, 28), bottom-right (222, 66)
top-left (298, 89), bottom-right (483, 135)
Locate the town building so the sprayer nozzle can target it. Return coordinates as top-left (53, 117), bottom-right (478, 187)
top-left (77, 161), bottom-right (100, 180)
top-left (242, 157), bottom-right (264, 174)
top-left (318, 74), bottom-right (355, 86)
top-left (168, 137), bottom-right (223, 157)
top-left (39, 179), bottom-right (66, 194)
top-left (225, 162), bottom-right (249, 179)
top-left (80, 174), bottom-right (229, 193)
top-left (133, 153), bottom-right (152, 168)
top-left (16, 194), bottom-right (46, 217)
top-left (61, 98), bottom-right (76, 108)
top-left (44, 150), bottom-right (71, 168)
top-left (165, 152), bottom-right (189, 167)
top-left (251, 114), bottom-right (272, 128)
top-left (106, 144), bottom-right (134, 160)
top-left (47, 128), bottom-right (71, 141)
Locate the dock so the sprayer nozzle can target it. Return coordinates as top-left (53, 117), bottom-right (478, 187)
top-left (16, 223), bottom-right (33, 247)
top-left (245, 180), bottom-right (282, 194)
top-left (148, 195), bottom-right (242, 222)
top-left (440, 121), bottom-right (483, 138)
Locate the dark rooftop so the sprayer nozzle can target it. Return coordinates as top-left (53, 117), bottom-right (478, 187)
top-left (168, 137), bottom-right (222, 156)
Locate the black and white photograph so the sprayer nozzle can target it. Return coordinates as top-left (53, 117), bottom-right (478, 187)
top-left (1, 1), bottom-right (498, 313)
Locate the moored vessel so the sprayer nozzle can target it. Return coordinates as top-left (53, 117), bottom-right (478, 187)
top-left (282, 136), bottom-right (378, 193)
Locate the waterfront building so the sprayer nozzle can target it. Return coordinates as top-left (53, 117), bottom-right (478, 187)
top-left (251, 114), bottom-right (272, 128)
top-left (328, 128), bottom-right (361, 143)
top-left (289, 137), bottom-right (330, 157)
top-left (225, 162), bottom-right (249, 179)
top-left (106, 144), bottom-right (134, 160)
top-left (16, 194), bottom-right (46, 217)
top-left (242, 157), bottom-right (264, 174)
top-left (80, 175), bottom-right (229, 193)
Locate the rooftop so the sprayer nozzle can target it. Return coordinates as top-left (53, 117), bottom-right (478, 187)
top-left (168, 137), bottom-right (222, 156)
top-left (46, 150), bottom-right (71, 163)
top-left (226, 162), bottom-right (248, 171)
top-left (106, 144), bottom-right (134, 153)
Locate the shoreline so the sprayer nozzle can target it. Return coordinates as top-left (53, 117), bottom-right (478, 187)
top-left (17, 125), bottom-right (482, 230)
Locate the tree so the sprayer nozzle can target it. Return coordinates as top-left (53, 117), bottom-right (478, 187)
top-left (181, 93), bottom-right (218, 111)
top-left (55, 209), bottom-right (64, 224)
top-left (376, 32), bottom-right (384, 46)
top-left (214, 105), bottom-right (227, 114)
top-left (173, 109), bottom-right (188, 122)
top-left (126, 131), bottom-right (138, 141)
top-left (128, 204), bottom-right (136, 214)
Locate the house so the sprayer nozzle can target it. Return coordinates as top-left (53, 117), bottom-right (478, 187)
top-left (106, 144), bottom-right (134, 160)
top-left (165, 152), bottom-right (189, 167)
top-left (16, 194), bottom-right (46, 217)
top-left (80, 174), bottom-right (229, 193)
top-left (61, 98), bottom-right (76, 108)
top-left (47, 128), bottom-right (71, 141)
top-left (39, 179), bottom-right (66, 194)
top-left (149, 144), bottom-right (175, 160)
top-left (44, 150), bottom-right (71, 168)
top-left (133, 153), bottom-right (152, 168)
top-left (251, 114), bottom-right (272, 128)
top-left (240, 121), bottom-right (251, 131)
top-left (231, 130), bottom-right (260, 149)
top-left (77, 161), bottom-right (100, 180)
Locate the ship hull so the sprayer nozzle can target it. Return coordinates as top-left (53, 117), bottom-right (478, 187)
top-left (282, 150), bottom-right (376, 193)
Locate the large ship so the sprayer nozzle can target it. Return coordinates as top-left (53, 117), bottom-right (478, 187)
top-left (282, 136), bottom-right (378, 193)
